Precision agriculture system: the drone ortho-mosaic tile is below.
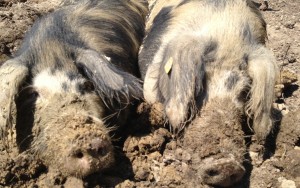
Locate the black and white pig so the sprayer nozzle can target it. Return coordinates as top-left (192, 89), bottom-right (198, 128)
top-left (0, 0), bottom-right (148, 177)
top-left (140, 0), bottom-right (278, 143)
top-left (139, 0), bottom-right (278, 185)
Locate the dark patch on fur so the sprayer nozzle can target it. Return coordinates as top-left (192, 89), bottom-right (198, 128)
top-left (202, 41), bottom-right (218, 63)
top-left (15, 87), bottom-right (38, 151)
top-left (62, 82), bottom-right (68, 91)
top-left (239, 54), bottom-right (248, 70)
top-left (246, 0), bottom-right (267, 43)
top-left (177, 0), bottom-right (193, 7)
top-left (206, 0), bottom-right (227, 8)
top-left (16, 10), bottom-right (84, 72)
top-left (225, 72), bottom-right (240, 90)
top-left (67, 71), bottom-right (78, 80)
top-left (76, 50), bottom-right (143, 106)
top-left (139, 6), bottom-right (173, 79)
top-left (241, 23), bottom-right (253, 43)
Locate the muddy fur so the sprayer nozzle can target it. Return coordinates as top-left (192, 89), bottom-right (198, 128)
top-left (0, 60), bottom-right (28, 148)
top-left (139, 0), bottom-right (278, 141)
top-left (0, 0), bottom-right (148, 177)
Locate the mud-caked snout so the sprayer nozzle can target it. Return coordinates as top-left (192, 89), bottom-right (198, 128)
top-left (33, 110), bottom-right (115, 178)
top-left (66, 134), bottom-right (114, 177)
top-left (199, 157), bottom-right (245, 187)
top-left (70, 137), bottom-right (111, 159)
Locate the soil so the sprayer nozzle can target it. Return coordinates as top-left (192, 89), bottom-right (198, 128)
top-left (0, 0), bottom-right (299, 187)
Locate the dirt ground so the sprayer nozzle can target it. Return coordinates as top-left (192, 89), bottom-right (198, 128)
top-left (0, 0), bottom-right (299, 187)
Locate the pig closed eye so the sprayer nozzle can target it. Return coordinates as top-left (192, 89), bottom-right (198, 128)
top-left (16, 88), bottom-right (39, 109)
top-left (30, 91), bottom-right (39, 98)
top-left (25, 90), bottom-right (39, 101)
top-left (80, 81), bottom-right (95, 93)
top-left (19, 88), bottom-right (39, 100)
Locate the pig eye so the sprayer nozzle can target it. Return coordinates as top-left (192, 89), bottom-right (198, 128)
top-left (30, 91), bottom-right (39, 98)
top-left (82, 81), bottom-right (95, 92)
top-left (25, 89), bottom-right (39, 99)
top-left (19, 87), bottom-right (39, 99)
top-left (16, 87), bottom-right (39, 107)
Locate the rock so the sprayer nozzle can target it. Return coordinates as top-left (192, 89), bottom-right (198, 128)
top-left (64, 177), bottom-right (84, 188)
top-left (278, 177), bottom-right (296, 188)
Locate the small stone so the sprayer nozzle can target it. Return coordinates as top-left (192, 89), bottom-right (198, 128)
top-left (278, 177), bottom-right (296, 188)
top-left (277, 103), bottom-right (287, 111)
top-left (284, 22), bottom-right (295, 29)
top-left (181, 151), bottom-right (191, 162)
top-left (249, 151), bottom-right (259, 160)
top-left (281, 108), bottom-right (289, 116)
top-left (64, 177), bottom-right (84, 188)
top-left (166, 140), bottom-right (177, 150)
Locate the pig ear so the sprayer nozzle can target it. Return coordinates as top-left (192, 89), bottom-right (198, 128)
top-left (76, 50), bottom-right (143, 106)
top-left (0, 59), bottom-right (29, 147)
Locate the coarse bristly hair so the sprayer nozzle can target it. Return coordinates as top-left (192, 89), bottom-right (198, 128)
top-left (0, 0), bottom-right (148, 147)
top-left (139, 0), bottom-right (278, 141)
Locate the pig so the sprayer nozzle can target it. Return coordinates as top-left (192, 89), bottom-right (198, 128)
top-left (0, 0), bottom-right (148, 178)
top-left (139, 0), bottom-right (278, 186)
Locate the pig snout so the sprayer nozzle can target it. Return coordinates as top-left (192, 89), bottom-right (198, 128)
top-left (65, 135), bottom-right (114, 177)
top-left (200, 158), bottom-right (245, 187)
top-left (70, 137), bottom-right (111, 160)
top-left (34, 110), bottom-right (115, 177)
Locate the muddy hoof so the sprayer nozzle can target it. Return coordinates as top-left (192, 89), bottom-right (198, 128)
top-left (200, 158), bottom-right (245, 187)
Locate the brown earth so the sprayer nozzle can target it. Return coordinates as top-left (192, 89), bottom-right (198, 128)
top-left (0, 0), bottom-right (300, 187)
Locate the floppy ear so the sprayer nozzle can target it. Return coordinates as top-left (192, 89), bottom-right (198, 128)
top-left (0, 59), bottom-right (29, 148)
top-left (246, 46), bottom-right (278, 142)
top-left (76, 49), bottom-right (143, 106)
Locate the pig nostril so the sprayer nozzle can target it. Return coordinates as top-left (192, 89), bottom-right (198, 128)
top-left (206, 169), bottom-right (220, 177)
top-left (97, 147), bottom-right (107, 156)
top-left (74, 150), bottom-right (84, 159)
top-left (88, 138), bottom-right (110, 157)
top-left (201, 161), bottom-right (245, 187)
top-left (230, 174), bottom-right (237, 181)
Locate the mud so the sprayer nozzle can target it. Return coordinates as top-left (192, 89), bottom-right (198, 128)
top-left (0, 0), bottom-right (300, 187)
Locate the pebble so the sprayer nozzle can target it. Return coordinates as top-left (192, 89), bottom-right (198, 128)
top-left (278, 177), bottom-right (296, 188)
top-left (64, 177), bottom-right (84, 188)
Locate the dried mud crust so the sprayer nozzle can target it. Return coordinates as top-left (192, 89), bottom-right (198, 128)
top-left (0, 0), bottom-right (300, 187)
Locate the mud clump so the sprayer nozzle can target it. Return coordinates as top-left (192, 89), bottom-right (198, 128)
top-left (124, 128), bottom-right (172, 181)
top-left (0, 0), bottom-right (61, 60)
top-left (276, 109), bottom-right (300, 153)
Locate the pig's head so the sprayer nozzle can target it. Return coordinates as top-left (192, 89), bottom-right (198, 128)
top-left (14, 71), bottom-right (115, 177)
top-left (0, 49), bottom-right (142, 177)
